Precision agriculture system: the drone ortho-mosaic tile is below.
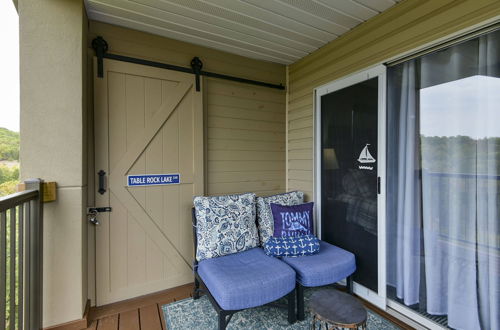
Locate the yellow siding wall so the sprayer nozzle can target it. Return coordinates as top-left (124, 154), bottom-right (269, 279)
top-left (287, 0), bottom-right (500, 201)
top-left (87, 21), bottom-right (287, 195)
top-left (206, 79), bottom-right (285, 196)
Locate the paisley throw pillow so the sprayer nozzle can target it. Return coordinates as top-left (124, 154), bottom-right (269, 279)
top-left (194, 193), bottom-right (259, 261)
top-left (256, 191), bottom-right (304, 246)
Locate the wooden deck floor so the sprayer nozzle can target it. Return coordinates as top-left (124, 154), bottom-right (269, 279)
top-left (86, 283), bottom-right (194, 330)
top-left (85, 283), bottom-right (412, 330)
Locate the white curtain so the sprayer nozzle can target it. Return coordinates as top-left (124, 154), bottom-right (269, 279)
top-left (387, 30), bottom-right (500, 330)
top-left (386, 61), bottom-right (421, 306)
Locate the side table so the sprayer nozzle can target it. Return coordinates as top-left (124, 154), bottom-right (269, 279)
top-left (309, 289), bottom-right (367, 329)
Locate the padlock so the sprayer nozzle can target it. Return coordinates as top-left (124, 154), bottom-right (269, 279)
top-left (87, 209), bottom-right (100, 225)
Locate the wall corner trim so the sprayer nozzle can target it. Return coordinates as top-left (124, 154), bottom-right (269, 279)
top-left (43, 299), bottom-right (90, 330)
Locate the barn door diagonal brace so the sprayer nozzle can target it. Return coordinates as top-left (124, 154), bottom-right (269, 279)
top-left (91, 36), bottom-right (285, 91)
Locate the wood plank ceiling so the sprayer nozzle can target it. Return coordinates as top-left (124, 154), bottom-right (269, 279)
top-left (85, 0), bottom-right (402, 64)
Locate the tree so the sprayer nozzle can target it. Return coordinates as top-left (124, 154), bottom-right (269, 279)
top-left (0, 127), bottom-right (20, 161)
top-left (0, 180), bottom-right (17, 196)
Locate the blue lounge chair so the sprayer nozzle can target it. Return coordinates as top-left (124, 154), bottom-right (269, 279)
top-left (191, 209), bottom-right (297, 330)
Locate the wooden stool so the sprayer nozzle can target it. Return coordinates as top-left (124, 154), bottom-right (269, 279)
top-left (310, 289), bottom-right (367, 330)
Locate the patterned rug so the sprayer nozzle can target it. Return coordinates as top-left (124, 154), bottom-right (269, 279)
top-left (162, 287), bottom-right (401, 329)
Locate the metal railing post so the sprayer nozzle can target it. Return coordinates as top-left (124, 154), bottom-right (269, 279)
top-left (0, 179), bottom-right (44, 329)
top-left (0, 211), bottom-right (6, 329)
top-left (24, 179), bottom-right (43, 330)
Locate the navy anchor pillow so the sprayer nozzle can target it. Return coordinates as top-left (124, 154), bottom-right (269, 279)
top-left (264, 235), bottom-right (320, 257)
top-left (270, 202), bottom-right (314, 237)
top-left (256, 191), bottom-right (304, 246)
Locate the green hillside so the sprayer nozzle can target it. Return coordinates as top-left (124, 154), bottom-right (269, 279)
top-left (0, 127), bottom-right (20, 196)
top-left (0, 127), bottom-right (19, 161)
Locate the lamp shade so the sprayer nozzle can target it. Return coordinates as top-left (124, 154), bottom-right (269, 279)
top-left (323, 148), bottom-right (339, 170)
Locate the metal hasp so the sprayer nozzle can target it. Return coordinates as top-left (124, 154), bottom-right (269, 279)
top-left (190, 57), bottom-right (203, 92)
top-left (88, 207), bottom-right (112, 213)
top-left (91, 36), bottom-right (285, 91)
top-left (92, 36), bottom-right (108, 78)
top-left (98, 170), bottom-right (106, 195)
top-left (87, 207), bottom-right (112, 226)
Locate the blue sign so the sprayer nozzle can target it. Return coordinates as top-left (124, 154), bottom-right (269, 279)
top-left (127, 174), bottom-right (180, 187)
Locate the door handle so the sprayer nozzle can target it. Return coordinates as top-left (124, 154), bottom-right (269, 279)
top-left (98, 170), bottom-right (106, 195)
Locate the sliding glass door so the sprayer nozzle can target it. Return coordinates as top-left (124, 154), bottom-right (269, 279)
top-left (386, 29), bottom-right (500, 330)
top-left (315, 66), bottom-right (386, 308)
top-left (315, 28), bottom-right (499, 330)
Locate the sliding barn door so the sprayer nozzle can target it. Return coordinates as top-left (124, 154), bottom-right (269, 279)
top-left (93, 58), bottom-right (203, 305)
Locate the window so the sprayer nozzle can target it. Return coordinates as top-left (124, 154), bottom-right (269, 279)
top-left (386, 29), bottom-right (500, 329)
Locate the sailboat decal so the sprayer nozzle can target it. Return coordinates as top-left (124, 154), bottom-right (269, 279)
top-left (357, 144), bottom-right (375, 170)
top-left (357, 144), bottom-right (376, 163)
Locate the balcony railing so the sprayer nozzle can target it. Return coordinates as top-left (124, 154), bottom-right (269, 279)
top-left (422, 170), bottom-right (500, 251)
top-left (0, 179), bottom-right (43, 330)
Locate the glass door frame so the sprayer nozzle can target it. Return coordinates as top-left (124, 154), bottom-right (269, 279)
top-left (314, 65), bottom-right (387, 309)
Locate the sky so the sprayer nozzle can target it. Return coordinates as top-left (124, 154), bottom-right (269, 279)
top-left (0, 1), bottom-right (19, 132)
top-left (420, 75), bottom-right (500, 139)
